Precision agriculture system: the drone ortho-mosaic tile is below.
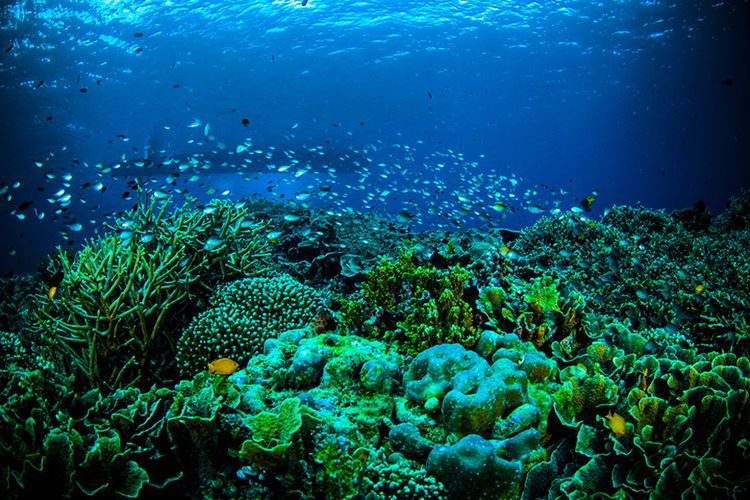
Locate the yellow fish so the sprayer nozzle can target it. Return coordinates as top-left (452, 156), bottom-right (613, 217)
top-left (604, 410), bottom-right (627, 438)
top-left (695, 284), bottom-right (705, 293)
top-left (207, 357), bottom-right (239, 375)
top-left (47, 286), bottom-right (57, 300)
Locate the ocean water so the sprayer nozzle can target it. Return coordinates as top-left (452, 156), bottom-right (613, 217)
top-left (1, 0), bottom-right (747, 274)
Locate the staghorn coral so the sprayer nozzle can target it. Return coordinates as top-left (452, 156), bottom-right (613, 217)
top-left (36, 192), bottom-right (272, 392)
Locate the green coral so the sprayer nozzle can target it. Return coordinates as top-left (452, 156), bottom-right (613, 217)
top-left (239, 398), bottom-right (304, 469)
top-left (426, 434), bottom-right (523, 500)
top-left (359, 248), bottom-right (478, 355)
top-left (312, 437), bottom-right (367, 499)
top-left (176, 275), bottom-right (324, 375)
top-left (402, 343), bottom-right (530, 437)
top-left (37, 192), bottom-right (272, 392)
top-left (362, 451), bottom-right (446, 499)
top-left (511, 207), bottom-right (750, 355)
top-left (524, 276), bottom-right (561, 314)
top-left (553, 364), bottom-right (619, 426)
top-left (76, 432), bottom-right (149, 498)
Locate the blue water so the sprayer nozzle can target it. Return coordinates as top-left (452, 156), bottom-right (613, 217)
top-left (0, 0), bottom-right (748, 273)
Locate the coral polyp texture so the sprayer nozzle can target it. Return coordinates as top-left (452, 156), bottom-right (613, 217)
top-left (2, 194), bottom-right (750, 499)
top-left (176, 275), bottom-right (325, 375)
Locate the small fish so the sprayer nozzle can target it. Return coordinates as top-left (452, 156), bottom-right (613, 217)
top-left (203, 236), bottom-right (224, 251)
top-left (604, 411), bottom-right (627, 437)
top-left (721, 78), bottom-right (733, 86)
top-left (694, 284), bottom-right (705, 293)
top-left (4, 44), bottom-right (13, 53)
top-left (580, 194), bottom-right (596, 211)
top-left (396, 210), bottom-right (413, 223)
top-left (47, 286), bottom-right (57, 300)
top-left (526, 205), bottom-right (545, 214)
top-left (267, 230), bottom-right (283, 243)
top-left (208, 357), bottom-right (239, 375)
top-left (241, 117), bottom-right (250, 126)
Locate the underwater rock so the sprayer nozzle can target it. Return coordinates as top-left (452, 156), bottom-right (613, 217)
top-left (495, 427), bottom-right (542, 464)
top-left (426, 434), bottom-right (522, 500)
top-left (493, 403), bottom-right (542, 439)
top-left (318, 334), bottom-right (401, 391)
top-left (519, 350), bottom-right (555, 383)
top-left (474, 329), bottom-right (505, 359)
top-left (286, 343), bottom-right (331, 388)
top-left (359, 359), bottom-right (399, 394)
top-left (404, 344), bottom-right (529, 436)
top-left (441, 376), bottom-right (506, 436)
top-left (403, 344), bottom-right (489, 405)
top-left (388, 423), bottom-right (434, 461)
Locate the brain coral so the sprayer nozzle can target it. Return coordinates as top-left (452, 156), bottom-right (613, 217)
top-left (176, 275), bottom-right (324, 375)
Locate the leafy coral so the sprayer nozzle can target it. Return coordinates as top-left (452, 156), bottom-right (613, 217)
top-left (3, 195), bottom-right (750, 500)
top-left (358, 247), bottom-right (478, 355)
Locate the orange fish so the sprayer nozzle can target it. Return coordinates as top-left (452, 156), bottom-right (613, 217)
top-left (47, 286), bottom-right (57, 300)
top-left (207, 357), bottom-right (239, 375)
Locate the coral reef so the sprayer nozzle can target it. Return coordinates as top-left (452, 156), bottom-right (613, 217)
top-left (355, 247), bottom-right (479, 356)
top-left (2, 194), bottom-right (750, 499)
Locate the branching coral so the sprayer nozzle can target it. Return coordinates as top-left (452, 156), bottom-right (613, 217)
top-left (37, 192), bottom-right (273, 392)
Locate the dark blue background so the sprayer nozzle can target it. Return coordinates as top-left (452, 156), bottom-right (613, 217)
top-left (1, 0), bottom-right (748, 274)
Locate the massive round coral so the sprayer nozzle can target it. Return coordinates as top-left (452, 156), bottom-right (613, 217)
top-left (176, 275), bottom-right (325, 375)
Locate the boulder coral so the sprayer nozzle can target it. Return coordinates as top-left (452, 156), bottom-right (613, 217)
top-left (176, 275), bottom-right (325, 375)
top-left (403, 343), bottom-right (531, 436)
